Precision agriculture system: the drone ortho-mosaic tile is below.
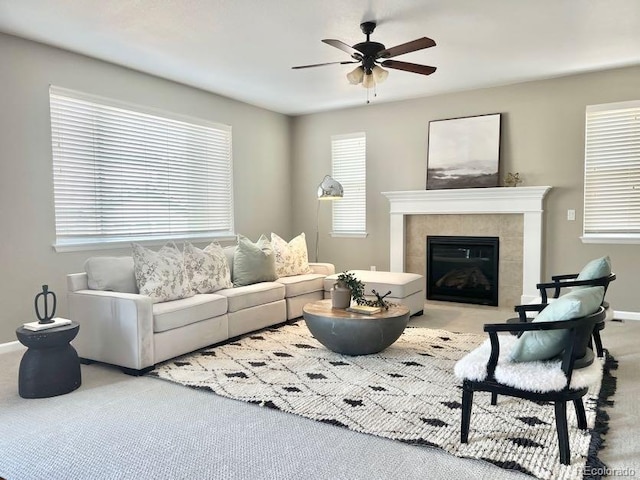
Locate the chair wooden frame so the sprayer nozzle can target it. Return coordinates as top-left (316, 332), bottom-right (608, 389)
top-left (460, 307), bottom-right (606, 465)
top-left (515, 273), bottom-right (615, 357)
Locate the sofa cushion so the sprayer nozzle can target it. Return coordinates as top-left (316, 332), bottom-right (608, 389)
top-left (216, 282), bottom-right (285, 313)
top-left (132, 242), bottom-right (192, 303)
top-left (153, 293), bottom-right (228, 333)
top-left (183, 241), bottom-right (233, 294)
top-left (84, 256), bottom-right (137, 293)
top-left (271, 232), bottom-right (312, 277)
top-left (276, 274), bottom-right (325, 297)
top-left (233, 234), bottom-right (278, 286)
top-left (509, 286), bottom-right (605, 362)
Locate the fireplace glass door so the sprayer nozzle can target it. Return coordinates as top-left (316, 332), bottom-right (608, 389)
top-left (426, 236), bottom-right (499, 306)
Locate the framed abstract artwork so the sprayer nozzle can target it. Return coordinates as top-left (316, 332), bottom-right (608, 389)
top-left (426, 113), bottom-right (501, 190)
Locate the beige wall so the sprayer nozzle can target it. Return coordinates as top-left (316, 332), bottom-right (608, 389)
top-left (2, 32), bottom-right (639, 344)
top-left (292, 65), bottom-right (640, 314)
top-left (0, 34), bottom-right (291, 343)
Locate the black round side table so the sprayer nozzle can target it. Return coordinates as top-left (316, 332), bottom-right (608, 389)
top-left (15, 322), bottom-right (82, 398)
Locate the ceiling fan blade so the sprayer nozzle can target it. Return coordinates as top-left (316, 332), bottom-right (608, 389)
top-left (322, 39), bottom-right (363, 59)
top-left (378, 37), bottom-right (436, 59)
top-left (381, 60), bottom-right (437, 76)
top-left (292, 60), bottom-right (359, 69)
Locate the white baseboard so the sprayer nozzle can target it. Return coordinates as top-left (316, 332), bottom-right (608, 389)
top-left (613, 310), bottom-right (640, 321)
top-left (0, 341), bottom-right (26, 355)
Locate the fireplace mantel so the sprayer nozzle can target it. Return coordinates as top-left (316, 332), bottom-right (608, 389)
top-left (382, 186), bottom-right (552, 303)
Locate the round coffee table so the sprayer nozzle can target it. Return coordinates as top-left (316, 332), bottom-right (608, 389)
top-left (302, 299), bottom-right (410, 355)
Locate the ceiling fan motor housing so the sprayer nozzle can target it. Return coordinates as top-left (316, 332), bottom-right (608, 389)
top-left (354, 22), bottom-right (385, 74)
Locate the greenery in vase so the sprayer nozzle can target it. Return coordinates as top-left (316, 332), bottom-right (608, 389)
top-left (336, 271), bottom-right (366, 305)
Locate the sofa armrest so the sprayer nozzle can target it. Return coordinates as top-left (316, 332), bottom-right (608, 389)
top-left (68, 272), bottom-right (89, 292)
top-left (68, 289), bottom-right (155, 370)
top-left (309, 262), bottom-right (335, 276)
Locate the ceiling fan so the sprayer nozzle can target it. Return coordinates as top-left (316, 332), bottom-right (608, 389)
top-left (292, 21), bottom-right (436, 90)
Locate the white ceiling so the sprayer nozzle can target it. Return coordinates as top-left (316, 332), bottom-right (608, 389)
top-left (1, 0), bottom-right (640, 116)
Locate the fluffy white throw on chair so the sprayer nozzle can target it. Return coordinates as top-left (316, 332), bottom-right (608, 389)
top-left (454, 335), bottom-right (603, 393)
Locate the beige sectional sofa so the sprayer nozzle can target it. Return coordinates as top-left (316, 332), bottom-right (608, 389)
top-left (67, 245), bottom-right (334, 375)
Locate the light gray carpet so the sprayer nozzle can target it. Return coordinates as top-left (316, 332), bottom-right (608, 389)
top-left (0, 301), bottom-right (637, 480)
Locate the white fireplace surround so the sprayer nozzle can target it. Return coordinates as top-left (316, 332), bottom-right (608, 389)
top-left (382, 186), bottom-right (552, 304)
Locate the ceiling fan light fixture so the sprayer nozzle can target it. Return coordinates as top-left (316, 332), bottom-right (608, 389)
top-left (371, 65), bottom-right (388, 83)
top-left (362, 72), bottom-right (375, 89)
top-left (346, 66), bottom-right (364, 85)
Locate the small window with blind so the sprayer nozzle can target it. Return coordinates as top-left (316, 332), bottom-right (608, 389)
top-left (583, 100), bottom-right (640, 244)
top-left (49, 86), bottom-right (234, 251)
top-left (331, 132), bottom-right (367, 237)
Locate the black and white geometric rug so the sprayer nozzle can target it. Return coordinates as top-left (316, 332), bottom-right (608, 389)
top-left (149, 322), bottom-right (616, 480)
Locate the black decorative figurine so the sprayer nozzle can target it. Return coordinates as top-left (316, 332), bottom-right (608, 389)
top-left (35, 284), bottom-right (57, 324)
top-left (360, 289), bottom-right (394, 310)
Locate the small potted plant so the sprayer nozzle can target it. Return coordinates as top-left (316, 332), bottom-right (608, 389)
top-left (332, 271), bottom-right (365, 308)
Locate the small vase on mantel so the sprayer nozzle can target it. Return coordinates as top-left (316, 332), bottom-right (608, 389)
top-left (331, 282), bottom-right (352, 309)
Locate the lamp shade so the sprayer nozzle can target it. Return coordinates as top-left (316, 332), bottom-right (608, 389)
top-left (362, 72), bottom-right (375, 89)
top-left (317, 175), bottom-right (344, 199)
top-left (346, 66), bottom-right (364, 85)
top-left (371, 65), bottom-right (388, 83)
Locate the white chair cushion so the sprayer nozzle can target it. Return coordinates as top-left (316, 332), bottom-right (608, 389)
top-left (454, 334), bottom-right (603, 393)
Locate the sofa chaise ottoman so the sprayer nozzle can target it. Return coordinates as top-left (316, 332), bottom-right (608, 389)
top-left (323, 270), bottom-right (424, 316)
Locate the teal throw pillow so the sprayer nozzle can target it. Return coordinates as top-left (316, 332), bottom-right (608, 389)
top-left (232, 234), bottom-right (278, 287)
top-left (509, 286), bottom-right (604, 362)
top-left (575, 256), bottom-right (611, 285)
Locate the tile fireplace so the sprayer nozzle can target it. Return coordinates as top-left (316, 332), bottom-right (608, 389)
top-left (382, 186), bottom-right (551, 306)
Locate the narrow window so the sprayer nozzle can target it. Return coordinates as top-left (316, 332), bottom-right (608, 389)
top-left (331, 132), bottom-right (367, 237)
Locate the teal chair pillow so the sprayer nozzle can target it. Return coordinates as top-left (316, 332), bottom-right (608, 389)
top-left (576, 256), bottom-right (611, 283)
top-left (510, 286), bottom-right (605, 362)
top-left (232, 234), bottom-right (278, 287)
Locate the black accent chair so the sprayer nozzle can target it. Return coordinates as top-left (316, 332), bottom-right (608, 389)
top-left (459, 306), bottom-right (606, 466)
top-left (515, 273), bottom-right (616, 357)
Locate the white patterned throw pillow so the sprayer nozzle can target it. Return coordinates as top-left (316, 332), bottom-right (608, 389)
top-left (271, 232), bottom-right (313, 277)
top-left (131, 242), bottom-right (192, 303)
top-left (183, 241), bottom-right (232, 294)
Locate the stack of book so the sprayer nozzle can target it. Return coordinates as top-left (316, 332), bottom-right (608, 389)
top-left (23, 318), bottom-right (72, 331)
top-left (346, 305), bottom-right (382, 315)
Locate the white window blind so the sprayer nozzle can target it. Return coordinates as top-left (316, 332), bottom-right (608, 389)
top-left (331, 132), bottom-right (366, 236)
top-left (584, 100), bottom-right (640, 243)
top-left (49, 86), bottom-right (234, 250)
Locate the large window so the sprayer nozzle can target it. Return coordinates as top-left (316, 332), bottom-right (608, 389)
top-left (331, 132), bottom-right (367, 237)
top-left (49, 86), bottom-right (234, 251)
top-left (583, 100), bottom-right (640, 243)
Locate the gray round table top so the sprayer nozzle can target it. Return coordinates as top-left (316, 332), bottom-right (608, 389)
top-left (302, 299), bottom-right (410, 355)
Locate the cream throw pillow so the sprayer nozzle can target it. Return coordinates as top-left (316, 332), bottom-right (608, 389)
top-left (183, 241), bottom-right (232, 294)
top-left (131, 242), bottom-right (192, 303)
top-left (271, 232), bottom-right (312, 277)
